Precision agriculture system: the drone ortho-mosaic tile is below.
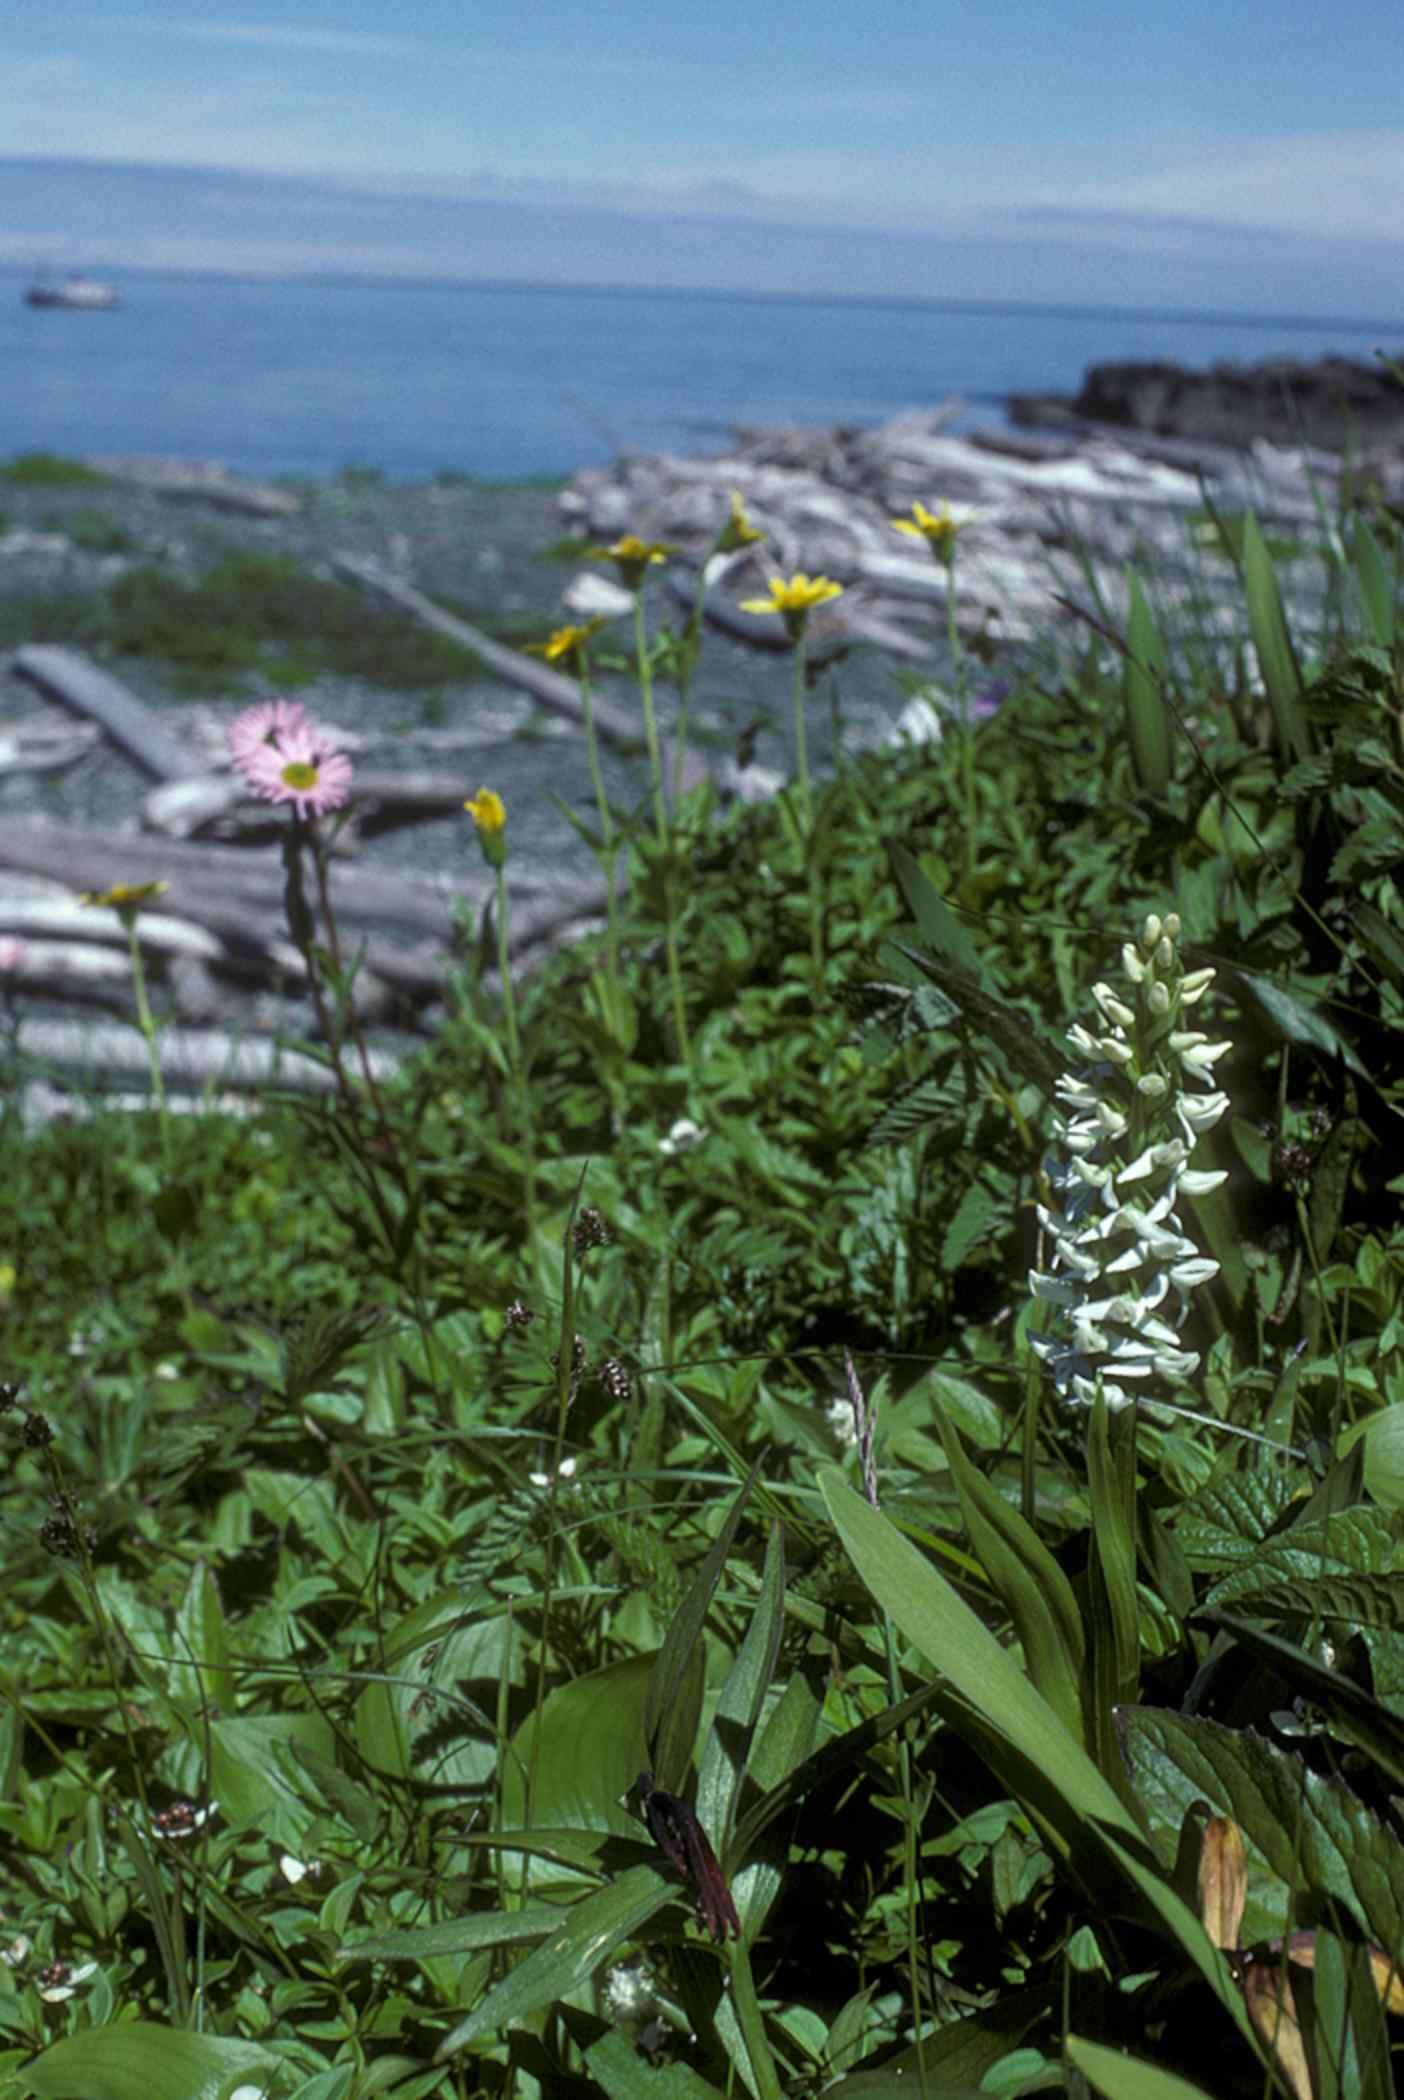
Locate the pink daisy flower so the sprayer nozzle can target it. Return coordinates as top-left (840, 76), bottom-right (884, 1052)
top-left (227, 698), bottom-right (311, 768)
top-left (240, 721), bottom-right (353, 818)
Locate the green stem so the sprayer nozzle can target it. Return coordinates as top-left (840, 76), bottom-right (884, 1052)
top-left (944, 551), bottom-right (975, 884)
top-left (634, 591), bottom-right (667, 844)
top-left (493, 860), bottom-right (536, 1234)
top-left (124, 913), bottom-right (167, 1139)
top-left (791, 629), bottom-right (812, 831)
top-left (579, 662), bottom-right (623, 1018)
top-left (633, 587), bottom-right (691, 1068)
top-left (727, 1933), bottom-right (784, 2100)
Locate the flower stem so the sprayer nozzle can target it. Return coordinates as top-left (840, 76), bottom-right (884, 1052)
top-left (124, 914), bottom-right (167, 1137)
top-left (579, 661), bottom-right (624, 1029)
top-left (633, 588), bottom-right (691, 1067)
top-left (791, 632), bottom-right (812, 832)
top-left (493, 860), bottom-right (536, 1234)
top-left (945, 549), bottom-right (975, 883)
top-left (727, 1933), bottom-right (784, 2100)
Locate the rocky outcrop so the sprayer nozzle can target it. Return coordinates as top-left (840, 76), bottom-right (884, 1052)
top-left (1010, 354), bottom-right (1404, 452)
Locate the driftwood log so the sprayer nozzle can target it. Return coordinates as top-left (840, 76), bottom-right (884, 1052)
top-left (0, 820), bottom-right (609, 1001)
top-left (12, 646), bottom-right (209, 782)
top-left (13, 1018), bottom-right (397, 1093)
top-left (332, 554), bottom-right (711, 797)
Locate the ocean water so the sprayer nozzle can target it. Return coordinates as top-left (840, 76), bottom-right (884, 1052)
top-left (1, 266), bottom-right (1398, 484)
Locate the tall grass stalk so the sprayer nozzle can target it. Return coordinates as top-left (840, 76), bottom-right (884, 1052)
top-left (632, 589), bottom-right (692, 1068)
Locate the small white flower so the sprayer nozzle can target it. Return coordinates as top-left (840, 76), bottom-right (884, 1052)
top-left (528, 1455), bottom-right (579, 1489)
top-left (659, 1117), bottom-right (704, 1156)
top-left (278, 1854), bottom-right (323, 1886)
top-left (37, 1961), bottom-right (99, 2003)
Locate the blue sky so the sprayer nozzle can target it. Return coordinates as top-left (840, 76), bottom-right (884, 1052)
top-left (4, 1), bottom-right (1402, 310)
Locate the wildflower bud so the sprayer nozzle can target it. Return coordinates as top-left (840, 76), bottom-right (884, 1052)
top-left (1147, 982), bottom-right (1171, 1015)
top-left (1142, 913), bottom-right (1163, 946)
top-left (0, 1380), bottom-right (21, 1414)
top-left (39, 1514), bottom-right (79, 1556)
top-left (505, 1298), bottom-right (536, 1332)
top-left (598, 1358), bottom-right (632, 1401)
top-left (572, 1205), bottom-right (613, 1253)
top-left (22, 1412), bottom-right (54, 1449)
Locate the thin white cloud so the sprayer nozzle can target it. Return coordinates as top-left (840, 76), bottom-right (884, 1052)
top-left (91, 14), bottom-right (426, 56)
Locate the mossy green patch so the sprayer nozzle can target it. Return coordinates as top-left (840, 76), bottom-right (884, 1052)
top-left (0, 451), bottom-right (109, 486)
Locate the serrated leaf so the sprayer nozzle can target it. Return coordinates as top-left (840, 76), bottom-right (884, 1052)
top-left (1117, 1706), bottom-right (1404, 1954)
top-left (1175, 1469), bottom-right (1310, 1573)
top-left (1200, 1507), bottom-right (1395, 1613)
top-left (24, 2023), bottom-right (278, 2100)
top-left (940, 1181), bottom-right (1000, 1272)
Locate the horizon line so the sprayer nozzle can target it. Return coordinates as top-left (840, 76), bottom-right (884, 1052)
top-left (3, 257), bottom-right (1401, 340)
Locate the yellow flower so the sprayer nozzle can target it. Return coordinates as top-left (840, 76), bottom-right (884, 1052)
top-left (79, 880), bottom-right (170, 916)
top-left (891, 501), bottom-right (965, 565)
top-left (465, 788), bottom-right (507, 868)
top-left (738, 572), bottom-right (844, 640)
top-left (584, 534), bottom-right (673, 591)
top-left (526, 618), bottom-right (607, 674)
top-left (718, 490), bottom-right (764, 551)
top-left (465, 788), bottom-right (506, 835)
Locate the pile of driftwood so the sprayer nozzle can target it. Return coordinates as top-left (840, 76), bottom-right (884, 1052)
top-left (0, 589), bottom-right (652, 1104)
top-left (559, 403), bottom-right (1342, 659)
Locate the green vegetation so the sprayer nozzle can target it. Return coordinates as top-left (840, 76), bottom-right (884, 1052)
top-left (63, 508), bottom-right (134, 556)
top-left (0, 552), bottom-right (489, 693)
top-left (1, 493), bottom-right (1402, 2100)
top-left (0, 452), bottom-right (109, 487)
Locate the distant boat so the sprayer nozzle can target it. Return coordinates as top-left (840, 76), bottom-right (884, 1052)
top-left (24, 274), bottom-right (120, 311)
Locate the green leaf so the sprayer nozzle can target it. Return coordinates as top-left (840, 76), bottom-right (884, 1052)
top-left (1117, 1705), bottom-right (1404, 1953)
top-left (208, 1713), bottom-right (336, 1838)
top-left (435, 1864), bottom-right (675, 2058)
top-left (584, 2030), bottom-right (730, 2099)
top-left (886, 842), bottom-right (983, 976)
top-left (1084, 1402), bottom-right (1141, 1765)
top-left (931, 1406), bottom-right (1086, 1745)
top-left (644, 1458), bottom-right (761, 1791)
top-left (339, 1906), bottom-right (565, 1963)
top-left (501, 1652), bottom-right (659, 1887)
top-left (817, 1471), bottom-right (1253, 2041)
top-left (1350, 520), bottom-right (1395, 650)
top-left (1067, 2035), bottom-right (1218, 2100)
top-left (24, 2023), bottom-right (279, 2100)
top-left (698, 1522), bottom-right (786, 1853)
top-left (1342, 1404), bottom-right (1404, 1511)
top-left (1233, 970), bottom-right (1368, 1080)
top-left (1122, 570), bottom-right (1173, 796)
top-left (1241, 509), bottom-right (1309, 759)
